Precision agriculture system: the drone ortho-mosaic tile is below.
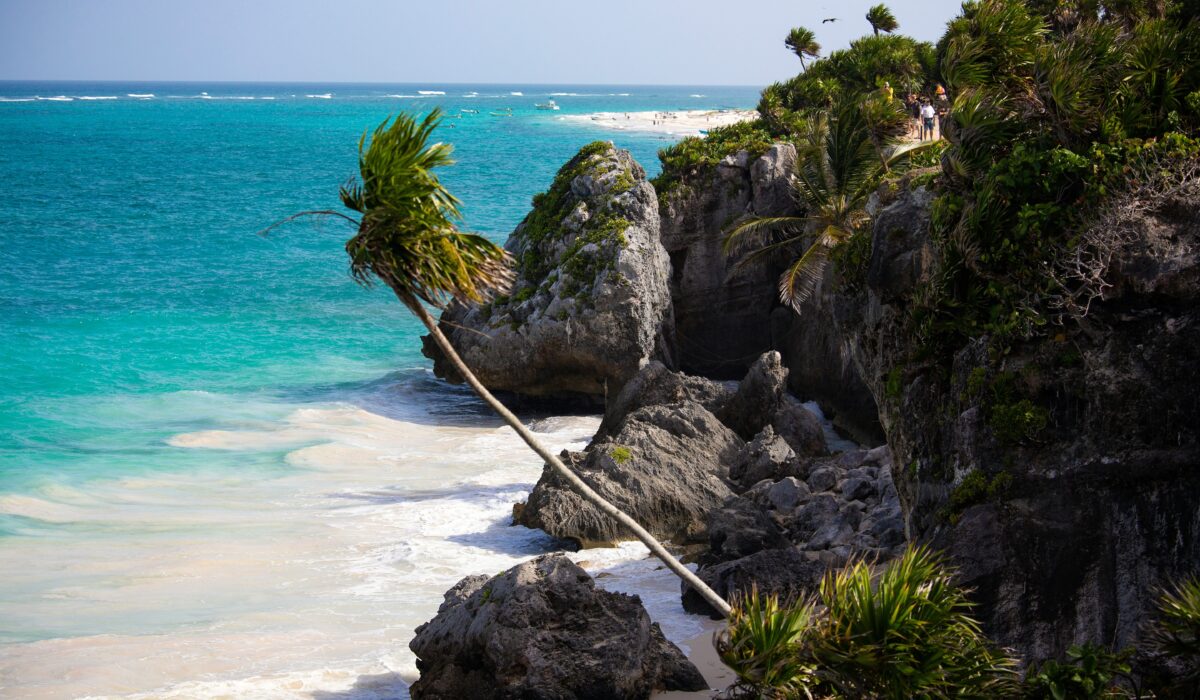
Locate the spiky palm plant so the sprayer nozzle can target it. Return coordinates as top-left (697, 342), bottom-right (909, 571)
top-left (807, 546), bottom-right (1019, 698)
top-left (724, 99), bottom-right (929, 313)
top-left (785, 26), bottom-right (822, 70)
top-left (715, 547), bottom-right (1018, 698)
top-left (1148, 576), bottom-right (1200, 688)
top-left (715, 587), bottom-right (818, 698)
top-left (867, 3), bottom-right (900, 36)
top-left (270, 109), bottom-right (732, 617)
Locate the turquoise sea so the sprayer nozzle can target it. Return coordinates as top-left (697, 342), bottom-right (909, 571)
top-left (0, 82), bottom-right (758, 698)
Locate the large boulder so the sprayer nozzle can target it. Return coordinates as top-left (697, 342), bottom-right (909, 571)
top-left (594, 360), bottom-right (734, 440)
top-left (658, 144), bottom-right (800, 378)
top-left (410, 554), bottom-right (706, 699)
top-left (423, 142), bottom-right (672, 401)
top-left (516, 402), bottom-right (742, 546)
top-left (682, 547), bottom-right (827, 618)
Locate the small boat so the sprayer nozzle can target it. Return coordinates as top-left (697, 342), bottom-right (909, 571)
top-left (460, 109), bottom-right (479, 114)
top-left (489, 108), bottom-right (513, 117)
top-left (535, 99), bottom-right (560, 111)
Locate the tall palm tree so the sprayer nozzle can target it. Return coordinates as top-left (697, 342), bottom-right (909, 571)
top-left (866, 3), bottom-right (900, 35)
top-left (724, 100), bottom-right (928, 312)
top-left (785, 26), bottom-right (822, 70)
top-left (269, 109), bottom-right (732, 617)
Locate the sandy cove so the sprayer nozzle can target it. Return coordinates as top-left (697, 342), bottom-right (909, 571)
top-left (559, 109), bottom-right (758, 137)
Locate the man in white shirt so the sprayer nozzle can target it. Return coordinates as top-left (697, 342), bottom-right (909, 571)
top-left (921, 102), bottom-right (936, 141)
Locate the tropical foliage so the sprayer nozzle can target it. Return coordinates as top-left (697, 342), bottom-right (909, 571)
top-left (1022, 644), bottom-right (1133, 699)
top-left (785, 26), bottom-right (821, 70)
top-left (724, 98), bottom-right (928, 312)
top-left (866, 3), bottom-right (899, 35)
top-left (339, 109), bottom-right (514, 312)
top-left (1147, 576), bottom-right (1200, 690)
top-left (914, 0), bottom-right (1200, 356)
top-left (715, 546), bottom-right (1018, 698)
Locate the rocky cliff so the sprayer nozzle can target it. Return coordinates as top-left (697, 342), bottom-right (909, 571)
top-left (657, 145), bottom-right (797, 378)
top-left (831, 170), bottom-right (1200, 662)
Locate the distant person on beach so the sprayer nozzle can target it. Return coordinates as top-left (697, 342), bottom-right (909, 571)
top-left (921, 101), bottom-right (936, 141)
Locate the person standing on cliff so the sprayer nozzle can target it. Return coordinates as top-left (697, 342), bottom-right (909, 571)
top-left (921, 101), bottom-right (936, 141)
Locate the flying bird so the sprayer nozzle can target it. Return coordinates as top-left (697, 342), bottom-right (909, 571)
top-left (822, 17), bottom-right (838, 23)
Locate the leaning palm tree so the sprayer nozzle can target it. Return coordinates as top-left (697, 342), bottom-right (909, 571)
top-left (785, 26), bottom-right (822, 70)
top-left (866, 3), bottom-right (900, 35)
top-left (269, 109), bottom-right (732, 617)
top-left (724, 99), bottom-right (928, 312)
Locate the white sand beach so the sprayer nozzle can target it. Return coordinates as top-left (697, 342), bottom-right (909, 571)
top-left (560, 109), bottom-right (758, 137)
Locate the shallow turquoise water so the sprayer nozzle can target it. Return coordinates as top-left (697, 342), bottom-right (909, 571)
top-left (0, 82), bottom-right (760, 697)
top-left (0, 82), bottom-right (756, 508)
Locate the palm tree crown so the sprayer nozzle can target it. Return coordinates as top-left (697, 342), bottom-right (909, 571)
top-left (785, 26), bottom-right (822, 69)
top-left (866, 3), bottom-right (900, 35)
top-left (724, 99), bottom-right (928, 312)
top-left (340, 109), bottom-right (514, 312)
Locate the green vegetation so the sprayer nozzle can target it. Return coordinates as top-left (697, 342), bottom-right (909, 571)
top-left (912, 0), bottom-right (1200, 358)
top-left (1023, 644), bottom-right (1133, 699)
top-left (784, 26), bottom-right (821, 70)
top-left (1148, 577), bottom-right (1200, 691)
top-left (716, 546), bottom-right (1018, 698)
top-left (608, 445), bottom-right (632, 465)
top-left (652, 120), bottom-right (779, 200)
top-left (723, 97), bottom-right (932, 312)
top-left (942, 470), bottom-right (1013, 523)
top-left (866, 3), bottom-right (899, 36)
top-left (521, 141), bottom-right (619, 283)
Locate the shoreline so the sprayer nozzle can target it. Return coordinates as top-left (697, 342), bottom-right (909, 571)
top-left (558, 109), bottom-right (758, 137)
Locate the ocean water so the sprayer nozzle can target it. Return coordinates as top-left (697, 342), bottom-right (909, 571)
top-left (0, 82), bottom-right (760, 698)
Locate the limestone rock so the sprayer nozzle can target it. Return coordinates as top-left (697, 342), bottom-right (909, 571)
top-left (595, 360), bottom-right (734, 439)
top-left (702, 496), bottom-right (790, 565)
top-left (681, 548), bottom-right (827, 618)
top-left (717, 351), bottom-right (789, 440)
top-left (517, 402), bottom-right (741, 546)
top-left (410, 554), bottom-right (706, 699)
top-left (423, 142), bottom-right (672, 401)
top-left (658, 145), bottom-right (799, 377)
top-left (728, 425), bottom-right (804, 492)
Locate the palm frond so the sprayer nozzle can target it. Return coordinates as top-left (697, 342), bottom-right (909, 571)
top-left (723, 216), bottom-right (809, 255)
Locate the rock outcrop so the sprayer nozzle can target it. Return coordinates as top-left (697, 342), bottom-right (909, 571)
top-left (423, 141), bottom-right (673, 401)
top-left (517, 402), bottom-right (742, 546)
top-left (683, 445), bottom-right (904, 616)
top-left (516, 354), bottom-right (830, 547)
top-left (658, 145), bottom-right (799, 378)
top-left (410, 554), bottom-right (706, 699)
top-left (836, 172), bottom-right (1200, 662)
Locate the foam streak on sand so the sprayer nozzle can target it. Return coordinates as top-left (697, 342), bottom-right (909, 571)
top-left (561, 109), bottom-right (758, 137)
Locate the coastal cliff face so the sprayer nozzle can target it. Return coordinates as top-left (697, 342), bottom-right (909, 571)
top-left (422, 138), bottom-right (1199, 672)
top-left (422, 142), bottom-right (672, 400)
top-left (834, 176), bottom-right (1200, 661)
top-left (658, 145), bottom-right (797, 379)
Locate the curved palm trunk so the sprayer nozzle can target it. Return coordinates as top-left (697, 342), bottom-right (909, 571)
top-left (412, 301), bottom-right (732, 618)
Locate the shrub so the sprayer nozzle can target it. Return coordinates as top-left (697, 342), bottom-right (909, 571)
top-left (715, 587), bottom-right (817, 697)
top-left (1147, 576), bottom-right (1200, 689)
top-left (1022, 644), bottom-right (1133, 699)
top-left (716, 546), bottom-right (1018, 698)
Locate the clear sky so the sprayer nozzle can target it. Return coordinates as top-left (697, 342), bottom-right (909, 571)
top-left (0, 0), bottom-right (964, 85)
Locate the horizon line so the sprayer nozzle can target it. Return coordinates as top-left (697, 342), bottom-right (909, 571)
top-left (0, 78), bottom-right (768, 89)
